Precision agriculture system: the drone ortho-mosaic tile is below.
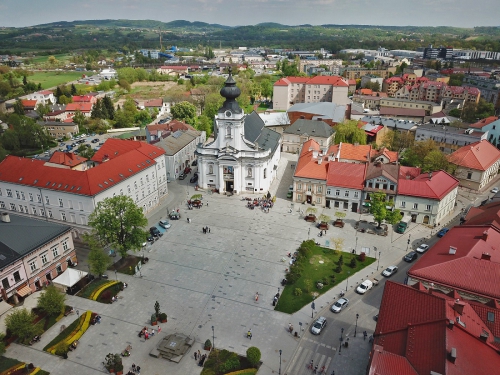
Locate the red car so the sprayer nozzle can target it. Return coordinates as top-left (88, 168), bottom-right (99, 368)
top-left (184, 167), bottom-right (192, 174)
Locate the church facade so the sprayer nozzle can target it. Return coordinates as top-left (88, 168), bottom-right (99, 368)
top-left (196, 71), bottom-right (281, 194)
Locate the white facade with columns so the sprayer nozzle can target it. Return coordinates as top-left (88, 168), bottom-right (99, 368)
top-left (196, 71), bottom-right (281, 194)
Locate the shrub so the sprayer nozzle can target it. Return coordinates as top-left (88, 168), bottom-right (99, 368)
top-left (358, 252), bottom-right (366, 262)
top-left (349, 257), bottom-right (357, 268)
top-left (337, 254), bottom-right (344, 266)
top-left (293, 288), bottom-right (302, 296)
top-left (335, 265), bottom-right (342, 273)
top-left (298, 245), bottom-right (312, 258)
top-left (246, 346), bottom-right (261, 367)
top-left (204, 339), bottom-right (212, 349)
top-left (321, 277), bottom-right (329, 285)
top-left (159, 312), bottom-right (167, 321)
top-left (286, 270), bottom-right (301, 284)
top-left (303, 279), bottom-right (313, 293)
top-left (220, 355), bottom-right (240, 373)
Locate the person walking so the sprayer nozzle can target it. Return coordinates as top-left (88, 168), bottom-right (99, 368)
top-left (309, 359), bottom-right (314, 370)
top-left (209, 227), bottom-right (211, 233)
top-left (131, 363), bottom-right (136, 373)
top-left (198, 350), bottom-right (201, 359)
top-left (136, 365), bottom-right (141, 374)
top-left (151, 328), bottom-right (155, 336)
top-left (363, 331), bottom-right (367, 341)
top-left (194, 351), bottom-right (198, 360)
top-left (158, 326), bottom-right (161, 333)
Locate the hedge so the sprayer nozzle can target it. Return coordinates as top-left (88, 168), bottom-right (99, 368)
top-left (45, 310), bottom-right (92, 355)
top-left (89, 281), bottom-right (120, 300)
top-left (226, 370), bottom-right (258, 375)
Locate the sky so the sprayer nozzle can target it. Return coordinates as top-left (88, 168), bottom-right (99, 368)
top-left (0, 0), bottom-right (499, 28)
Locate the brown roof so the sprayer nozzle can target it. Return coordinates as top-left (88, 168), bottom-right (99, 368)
top-left (379, 107), bottom-right (426, 117)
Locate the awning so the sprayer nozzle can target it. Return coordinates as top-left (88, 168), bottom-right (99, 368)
top-left (16, 285), bottom-right (32, 297)
top-left (363, 202), bottom-right (371, 207)
top-left (53, 268), bottom-right (88, 288)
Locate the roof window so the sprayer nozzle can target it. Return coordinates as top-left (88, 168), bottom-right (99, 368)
top-left (98, 184), bottom-right (103, 188)
top-left (104, 181), bottom-right (109, 185)
top-left (46, 182), bottom-right (50, 186)
top-left (34, 179), bottom-right (38, 184)
top-left (76, 187), bottom-right (81, 191)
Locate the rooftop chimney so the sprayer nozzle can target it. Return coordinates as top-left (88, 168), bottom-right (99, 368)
top-left (449, 246), bottom-right (457, 255)
top-left (447, 319), bottom-right (455, 329)
top-left (1, 212), bottom-right (11, 223)
top-left (429, 172), bottom-right (432, 180)
top-left (479, 330), bottom-right (489, 342)
top-left (454, 301), bottom-right (465, 315)
top-left (312, 150), bottom-right (318, 159)
top-left (481, 253), bottom-right (491, 261)
top-left (481, 230), bottom-right (489, 241)
top-left (318, 157), bottom-right (322, 165)
top-left (449, 348), bottom-right (457, 364)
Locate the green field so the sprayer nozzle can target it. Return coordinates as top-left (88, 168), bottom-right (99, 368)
top-left (29, 71), bottom-right (84, 89)
top-left (30, 54), bottom-right (72, 64)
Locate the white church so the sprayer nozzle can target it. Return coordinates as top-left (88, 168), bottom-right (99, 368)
top-left (196, 70), bottom-right (281, 194)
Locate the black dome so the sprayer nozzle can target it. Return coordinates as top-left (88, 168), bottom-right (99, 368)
top-left (219, 67), bottom-right (242, 114)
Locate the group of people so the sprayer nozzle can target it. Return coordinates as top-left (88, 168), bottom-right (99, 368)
top-left (91, 315), bottom-right (102, 325)
top-left (138, 326), bottom-right (160, 340)
top-left (194, 350), bottom-right (207, 366)
top-left (126, 363), bottom-right (141, 374)
top-left (202, 226), bottom-right (211, 234)
top-left (111, 295), bottom-right (118, 303)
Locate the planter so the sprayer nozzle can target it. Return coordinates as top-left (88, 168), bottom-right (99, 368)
top-left (151, 321), bottom-right (157, 326)
top-left (109, 369), bottom-right (115, 373)
top-left (161, 319), bottom-right (167, 323)
top-left (116, 371), bottom-right (123, 375)
top-left (204, 346), bottom-right (212, 351)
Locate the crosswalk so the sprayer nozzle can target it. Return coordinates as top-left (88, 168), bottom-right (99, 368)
top-left (285, 345), bottom-right (335, 375)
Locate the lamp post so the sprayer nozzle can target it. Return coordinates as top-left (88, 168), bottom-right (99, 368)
top-left (346, 271), bottom-right (350, 292)
top-left (212, 325), bottom-right (215, 350)
top-left (279, 350), bottom-right (282, 375)
top-left (377, 251), bottom-right (381, 271)
top-left (339, 327), bottom-right (344, 354)
top-left (114, 270), bottom-right (117, 280)
top-left (277, 287), bottom-right (280, 307)
top-left (354, 313), bottom-right (359, 337)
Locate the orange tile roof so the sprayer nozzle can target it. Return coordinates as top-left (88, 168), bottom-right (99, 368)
top-left (65, 102), bottom-right (93, 112)
top-left (469, 116), bottom-right (498, 129)
top-left (371, 147), bottom-right (399, 163)
top-left (328, 142), bottom-right (372, 162)
top-left (92, 138), bottom-right (165, 163)
top-left (48, 151), bottom-right (87, 167)
top-left (21, 100), bottom-right (37, 108)
top-left (448, 140), bottom-right (500, 171)
top-left (326, 162), bottom-right (366, 189)
top-left (294, 139), bottom-right (329, 180)
top-left (274, 76), bottom-right (348, 87)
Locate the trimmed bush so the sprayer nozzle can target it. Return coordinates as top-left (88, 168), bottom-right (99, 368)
top-left (293, 288), bottom-right (302, 296)
top-left (358, 252), bottom-right (366, 262)
top-left (246, 347), bottom-right (261, 367)
top-left (349, 257), bottom-right (357, 268)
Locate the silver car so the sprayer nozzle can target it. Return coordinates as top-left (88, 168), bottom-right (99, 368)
top-left (382, 266), bottom-right (398, 277)
top-left (416, 244), bottom-right (430, 253)
top-left (331, 298), bottom-right (349, 313)
top-left (310, 316), bottom-right (327, 335)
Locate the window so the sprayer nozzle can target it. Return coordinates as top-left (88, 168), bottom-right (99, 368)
top-left (41, 253), bottom-right (48, 265)
top-left (317, 186), bottom-right (322, 193)
top-left (62, 240), bottom-right (69, 252)
top-left (209, 165), bottom-right (214, 174)
top-left (59, 198), bottom-right (63, 207)
top-left (354, 192), bottom-right (359, 198)
top-left (467, 172), bottom-right (472, 179)
top-left (0, 188), bottom-right (2, 196)
top-left (297, 194), bottom-right (302, 201)
top-left (487, 312), bottom-right (495, 322)
top-left (52, 247), bottom-right (59, 258)
top-left (140, 178), bottom-right (144, 186)
top-left (247, 168), bottom-right (252, 177)
top-left (344, 191), bottom-right (349, 197)
top-left (37, 194), bottom-right (41, 203)
top-left (15, 191), bottom-right (20, 199)
top-left (45, 196), bottom-right (50, 205)
top-left (13, 271), bottom-right (21, 283)
top-left (134, 182), bottom-right (138, 189)
top-left (10, 203), bottom-right (16, 211)
top-left (413, 203), bottom-right (418, 209)
top-left (263, 168), bottom-right (267, 179)
top-left (0, 201), bottom-right (4, 209)
top-left (297, 183), bottom-right (302, 190)
top-left (401, 201), bottom-right (406, 208)
top-left (120, 189), bottom-right (123, 195)
top-left (29, 260), bottom-right (37, 272)
top-left (146, 174), bottom-right (149, 182)
top-left (61, 212), bottom-right (66, 221)
top-left (2, 278), bottom-right (10, 289)
top-left (426, 204), bottom-right (431, 211)
top-left (226, 127), bottom-right (232, 138)
top-left (316, 197), bottom-right (321, 204)
top-left (19, 205), bottom-right (24, 213)
top-left (40, 208), bottom-right (45, 216)
top-left (127, 185), bottom-right (131, 193)
top-left (48, 210), bottom-right (53, 218)
top-left (32, 207), bottom-right (37, 215)
top-left (335, 190), bottom-right (340, 196)
top-left (21, 192), bottom-right (25, 200)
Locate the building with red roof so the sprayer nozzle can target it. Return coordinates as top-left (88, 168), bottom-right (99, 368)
top-left (72, 95), bottom-right (97, 104)
top-left (0, 139), bottom-right (167, 234)
top-left (273, 76), bottom-right (350, 110)
top-left (408, 225), bottom-right (500, 302)
top-left (65, 102), bottom-right (93, 117)
top-left (156, 66), bottom-right (189, 75)
top-left (463, 200), bottom-right (500, 230)
top-left (368, 281), bottom-right (500, 375)
top-left (328, 142), bottom-right (372, 163)
top-left (326, 162), bottom-right (366, 211)
top-left (26, 90), bottom-right (56, 106)
top-left (48, 151), bottom-right (88, 169)
top-left (396, 170), bottom-right (459, 226)
top-left (447, 139), bottom-right (500, 190)
top-left (20, 100), bottom-right (37, 111)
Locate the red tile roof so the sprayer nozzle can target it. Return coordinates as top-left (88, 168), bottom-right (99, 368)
top-left (469, 116), bottom-right (499, 129)
top-left (21, 100), bottom-right (37, 108)
top-left (92, 138), bottom-right (165, 163)
top-left (72, 95), bottom-right (93, 102)
top-left (294, 139), bottom-right (328, 180)
top-left (144, 99), bottom-right (163, 107)
top-left (371, 281), bottom-right (500, 375)
top-left (397, 170), bottom-right (459, 200)
top-left (39, 90), bottom-right (53, 95)
top-left (326, 162), bottom-right (366, 189)
top-left (159, 65), bottom-right (189, 70)
top-left (48, 151), bottom-right (87, 167)
top-left (65, 102), bottom-right (93, 112)
top-left (447, 140), bottom-right (500, 171)
top-left (408, 225), bottom-right (500, 300)
top-left (371, 148), bottom-right (399, 163)
top-left (464, 200), bottom-right (500, 230)
top-left (328, 142), bottom-right (372, 163)
top-left (274, 76), bottom-right (348, 87)
top-left (398, 166), bottom-right (421, 179)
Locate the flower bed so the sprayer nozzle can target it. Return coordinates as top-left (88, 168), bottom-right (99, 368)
top-left (44, 310), bottom-right (93, 356)
top-left (77, 279), bottom-right (112, 299)
top-left (89, 281), bottom-right (120, 301)
top-left (0, 358), bottom-right (47, 375)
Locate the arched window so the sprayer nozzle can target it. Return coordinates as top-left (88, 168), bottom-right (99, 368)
top-left (209, 164), bottom-right (214, 174)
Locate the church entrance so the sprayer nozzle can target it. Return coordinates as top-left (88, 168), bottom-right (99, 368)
top-left (225, 180), bottom-right (234, 192)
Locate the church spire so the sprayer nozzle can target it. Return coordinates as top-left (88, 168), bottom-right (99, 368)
top-left (219, 67), bottom-right (242, 114)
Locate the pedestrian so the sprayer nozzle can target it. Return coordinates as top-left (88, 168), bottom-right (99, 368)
top-left (198, 350), bottom-right (201, 359)
top-left (145, 331), bottom-right (149, 340)
top-left (309, 359), bottom-right (314, 370)
top-left (206, 201), bottom-right (208, 206)
top-left (314, 365), bottom-right (318, 374)
top-left (151, 328), bottom-right (155, 336)
top-left (331, 371), bottom-right (335, 375)
top-left (136, 365), bottom-right (141, 374)
top-left (131, 363), bottom-right (136, 373)
top-left (209, 227), bottom-right (211, 233)
top-left (194, 351), bottom-right (198, 360)
top-left (158, 326), bottom-right (161, 333)
top-left (363, 331), bottom-right (367, 341)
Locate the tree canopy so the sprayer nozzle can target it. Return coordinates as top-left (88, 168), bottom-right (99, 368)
top-left (369, 191), bottom-right (401, 228)
top-left (334, 120), bottom-right (367, 145)
top-left (37, 285), bottom-right (66, 316)
top-left (87, 195), bottom-right (148, 258)
top-left (171, 101), bottom-right (197, 124)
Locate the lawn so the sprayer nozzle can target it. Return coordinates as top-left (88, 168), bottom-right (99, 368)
top-left (29, 54), bottom-right (72, 65)
top-left (28, 71), bottom-right (84, 89)
top-left (275, 241), bottom-right (375, 314)
top-left (77, 279), bottom-right (112, 299)
top-left (201, 348), bottom-right (259, 375)
top-left (108, 255), bottom-right (142, 275)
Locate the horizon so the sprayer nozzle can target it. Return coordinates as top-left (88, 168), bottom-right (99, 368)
top-left (0, 0), bottom-right (499, 29)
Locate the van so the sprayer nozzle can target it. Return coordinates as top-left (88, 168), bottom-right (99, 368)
top-left (356, 279), bottom-right (373, 294)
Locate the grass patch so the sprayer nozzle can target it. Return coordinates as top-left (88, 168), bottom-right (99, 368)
top-left (108, 255), bottom-right (141, 275)
top-left (77, 279), bottom-right (111, 299)
top-left (275, 240), bottom-right (375, 314)
top-left (28, 71), bottom-right (83, 89)
top-left (0, 357), bottom-right (22, 372)
top-left (43, 316), bottom-right (81, 352)
top-left (201, 348), bottom-right (259, 375)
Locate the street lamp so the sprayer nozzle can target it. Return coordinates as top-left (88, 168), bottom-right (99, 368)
top-left (354, 313), bottom-right (359, 337)
top-left (114, 270), bottom-right (117, 280)
top-left (212, 325), bottom-right (215, 350)
top-left (346, 271), bottom-right (350, 292)
top-left (339, 327), bottom-right (344, 354)
top-left (377, 251), bottom-right (381, 271)
top-left (279, 350), bottom-right (282, 375)
top-left (277, 287), bottom-right (280, 307)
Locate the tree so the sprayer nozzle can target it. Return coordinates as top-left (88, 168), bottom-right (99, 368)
top-left (71, 84), bottom-right (77, 95)
top-left (13, 100), bottom-right (24, 116)
top-left (36, 103), bottom-right (51, 118)
top-left (37, 285), bottom-right (66, 316)
top-left (77, 144), bottom-right (95, 159)
top-left (73, 109), bottom-right (87, 131)
top-left (84, 235), bottom-right (111, 277)
top-left (401, 139), bottom-right (437, 167)
top-left (422, 150), bottom-right (450, 172)
top-left (246, 346), bottom-right (261, 367)
top-left (5, 308), bottom-right (41, 343)
top-left (334, 120), bottom-right (367, 145)
top-left (369, 191), bottom-right (400, 228)
top-left (171, 101), bottom-right (197, 123)
top-left (88, 195), bottom-right (148, 258)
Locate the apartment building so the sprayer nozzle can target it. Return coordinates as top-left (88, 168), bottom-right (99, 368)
top-left (341, 67), bottom-right (396, 80)
top-left (462, 76), bottom-right (500, 109)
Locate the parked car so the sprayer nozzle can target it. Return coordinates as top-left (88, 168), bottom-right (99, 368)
top-left (91, 138), bottom-right (99, 143)
top-left (179, 172), bottom-right (186, 180)
top-left (356, 279), bottom-right (374, 294)
top-left (150, 226), bottom-right (162, 237)
top-left (310, 316), bottom-right (327, 335)
top-left (190, 174), bottom-right (198, 184)
top-left (404, 251), bottom-right (418, 263)
top-left (159, 219), bottom-right (171, 229)
top-left (287, 185), bottom-right (293, 199)
top-left (191, 160), bottom-right (198, 166)
top-left (331, 297), bottom-right (349, 313)
top-left (491, 187), bottom-right (499, 194)
top-left (382, 266), bottom-right (398, 277)
top-left (437, 228), bottom-right (450, 237)
top-left (416, 244), bottom-right (430, 253)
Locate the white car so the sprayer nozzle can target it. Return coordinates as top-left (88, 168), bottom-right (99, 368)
top-left (382, 266), bottom-right (398, 277)
top-left (310, 316), bottom-right (327, 335)
top-left (331, 297), bottom-right (349, 313)
top-left (356, 279), bottom-right (373, 294)
top-left (492, 187), bottom-right (499, 194)
top-left (416, 244), bottom-right (430, 253)
top-left (159, 219), bottom-right (171, 229)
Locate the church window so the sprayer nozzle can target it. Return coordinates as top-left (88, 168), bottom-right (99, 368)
top-left (263, 168), bottom-right (267, 179)
top-left (209, 165), bottom-right (214, 174)
top-left (247, 168), bottom-right (252, 177)
top-left (226, 127), bottom-right (232, 138)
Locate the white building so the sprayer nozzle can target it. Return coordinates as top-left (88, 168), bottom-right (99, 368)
top-left (99, 68), bottom-right (118, 80)
top-left (196, 70), bottom-right (281, 194)
top-left (0, 139), bottom-right (168, 238)
top-left (26, 90), bottom-right (56, 105)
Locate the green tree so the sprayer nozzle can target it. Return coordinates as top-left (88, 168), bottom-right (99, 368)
top-left (0, 145), bottom-right (7, 162)
top-left (196, 115), bottom-right (213, 137)
top-left (88, 195), bottom-right (148, 258)
top-left (71, 84), bottom-right (77, 95)
top-left (334, 120), bottom-right (367, 145)
top-left (73, 109), bottom-right (87, 131)
top-left (171, 101), bottom-right (197, 123)
top-left (84, 235), bottom-right (111, 277)
top-left (369, 191), bottom-right (400, 228)
top-left (36, 103), bottom-right (51, 118)
top-left (5, 308), bottom-right (41, 343)
top-left (422, 150), bottom-right (450, 172)
top-left (118, 79), bottom-right (131, 92)
top-left (1, 129), bottom-right (20, 151)
top-left (37, 285), bottom-right (66, 316)
top-left (77, 144), bottom-right (95, 159)
top-left (246, 346), bottom-right (261, 367)
top-left (401, 139), bottom-right (437, 167)
top-left (13, 100), bottom-right (24, 116)
top-left (102, 95), bottom-right (115, 120)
